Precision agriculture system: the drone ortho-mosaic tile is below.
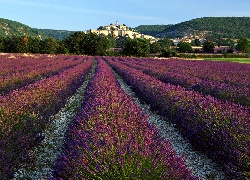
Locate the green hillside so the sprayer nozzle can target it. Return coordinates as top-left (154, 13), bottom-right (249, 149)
top-left (135, 17), bottom-right (250, 39)
top-left (0, 18), bottom-right (43, 37)
top-left (35, 29), bottom-right (76, 40)
top-left (0, 18), bottom-right (75, 39)
top-left (133, 24), bottom-right (171, 37)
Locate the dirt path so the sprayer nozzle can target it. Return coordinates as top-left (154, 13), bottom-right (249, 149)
top-left (116, 72), bottom-right (226, 180)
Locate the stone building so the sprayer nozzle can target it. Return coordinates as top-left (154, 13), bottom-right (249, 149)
top-left (84, 21), bottom-right (158, 41)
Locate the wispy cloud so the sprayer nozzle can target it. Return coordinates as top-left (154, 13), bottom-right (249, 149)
top-left (0, 0), bottom-right (163, 21)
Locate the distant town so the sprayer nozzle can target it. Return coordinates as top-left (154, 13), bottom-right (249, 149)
top-left (83, 21), bottom-right (236, 53)
top-left (84, 21), bottom-right (158, 43)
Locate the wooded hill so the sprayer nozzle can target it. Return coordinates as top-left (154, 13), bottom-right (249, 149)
top-left (0, 18), bottom-right (76, 40)
top-left (135, 17), bottom-right (250, 39)
top-left (1, 17), bottom-right (250, 40)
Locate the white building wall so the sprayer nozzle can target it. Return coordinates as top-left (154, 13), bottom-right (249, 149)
top-left (84, 22), bottom-right (157, 41)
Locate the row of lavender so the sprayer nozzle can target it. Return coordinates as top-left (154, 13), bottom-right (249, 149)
top-left (130, 57), bottom-right (250, 87)
top-left (0, 54), bottom-right (85, 95)
top-left (52, 57), bottom-right (198, 179)
top-left (117, 57), bottom-right (250, 106)
top-left (0, 56), bottom-right (94, 179)
top-left (106, 57), bottom-right (250, 179)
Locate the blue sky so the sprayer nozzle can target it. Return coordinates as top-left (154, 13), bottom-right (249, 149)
top-left (0, 0), bottom-right (250, 31)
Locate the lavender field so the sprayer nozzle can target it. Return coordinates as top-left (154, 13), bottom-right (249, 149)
top-left (0, 54), bottom-right (249, 179)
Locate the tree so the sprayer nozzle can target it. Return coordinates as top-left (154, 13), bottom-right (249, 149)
top-left (123, 38), bottom-right (150, 57)
top-left (157, 38), bottom-right (173, 49)
top-left (137, 38), bottom-right (150, 57)
top-left (191, 38), bottom-right (201, 46)
top-left (203, 41), bottom-right (215, 53)
top-left (15, 36), bottom-right (29, 53)
top-left (96, 34), bottom-right (111, 55)
top-left (28, 37), bottom-right (41, 54)
top-left (64, 32), bottom-right (112, 55)
top-left (0, 37), bottom-right (4, 52)
top-left (236, 37), bottom-right (250, 53)
top-left (56, 40), bottom-right (68, 54)
top-left (97, 26), bottom-right (106, 30)
top-left (115, 35), bottom-right (128, 48)
top-left (107, 35), bottom-right (116, 48)
top-left (81, 33), bottom-right (111, 56)
top-left (122, 38), bottom-right (136, 56)
top-left (81, 33), bottom-right (100, 55)
top-left (65, 32), bottom-right (86, 54)
top-left (1, 35), bottom-right (29, 53)
top-left (150, 41), bottom-right (162, 53)
top-left (40, 37), bottom-right (58, 54)
top-left (161, 48), bottom-right (177, 57)
top-left (177, 41), bottom-right (193, 53)
top-left (3, 36), bottom-right (16, 53)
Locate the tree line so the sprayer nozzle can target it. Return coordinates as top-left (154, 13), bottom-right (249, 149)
top-left (0, 32), bottom-right (249, 57)
top-left (0, 32), bottom-right (172, 57)
top-left (0, 33), bottom-right (113, 55)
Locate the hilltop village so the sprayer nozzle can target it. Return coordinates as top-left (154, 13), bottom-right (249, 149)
top-left (84, 21), bottom-right (158, 43)
top-left (83, 21), bottom-right (217, 50)
top-left (83, 21), bottom-right (234, 53)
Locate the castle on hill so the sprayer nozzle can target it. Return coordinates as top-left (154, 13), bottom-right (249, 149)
top-left (84, 21), bottom-right (158, 41)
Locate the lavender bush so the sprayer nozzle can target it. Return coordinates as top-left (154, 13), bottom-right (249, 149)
top-left (116, 57), bottom-right (250, 107)
top-left (52, 57), bottom-right (198, 179)
top-left (107, 56), bottom-right (250, 179)
top-left (0, 56), bottom-right (94, 179)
